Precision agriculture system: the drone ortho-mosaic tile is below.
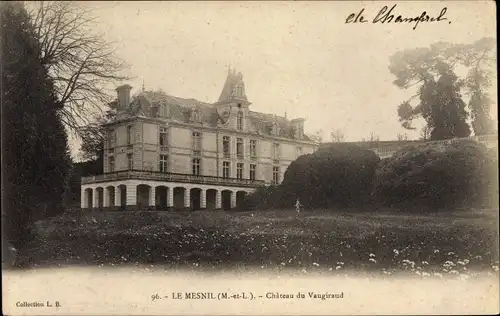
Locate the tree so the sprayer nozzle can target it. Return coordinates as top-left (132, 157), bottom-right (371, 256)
top-left (310, 129), bottom-right (324, 144)
top-left (428, 63), bottom-right (470, 139)
top-left (362, 132), bottom-right (379, 143)
top-left (389, 38), bottom-right (495, 137)
top-left (397, 133), bottom-right (408, 141)
top-left (419, 125), bottom-right (431, 141)
top-left (2, 1), bottom-right (71, 251)
top-left (27, 1), bottom-right (129, 136)
top-left (330, 129), bottom-right (345, 143)
top-left (79, 104), bottom-right (117, 163)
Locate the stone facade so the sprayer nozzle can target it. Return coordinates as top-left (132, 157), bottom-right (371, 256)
top-left (81, 68), bottom-right (319, 211)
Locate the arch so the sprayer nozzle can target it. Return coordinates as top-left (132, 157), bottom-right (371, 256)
top-left (106, 186), bottom-right (115, 207)
top-left (117, 184), bottom-right (127, 210)
top-left (190, 188), bottom-right (202, 211)
top-left (173, 187), bottom-right (186, 210)
top-left (236, 191), bottom-right (248, 209)
top-left (206, 189), bottom-right (217, 210)
top-left (137, 184), bottom-right (151, 209)
top-left (84, 188), bottom-right (93, 208)
top-left (221, 190), bottom-right (232, 210)
top-left (155, 186), bottom-right (169, 210)
top-left (95, 187), bottom-right (104, 208)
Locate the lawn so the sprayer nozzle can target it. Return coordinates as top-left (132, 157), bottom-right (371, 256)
top-left (14, 208), bottom-right (499, 279)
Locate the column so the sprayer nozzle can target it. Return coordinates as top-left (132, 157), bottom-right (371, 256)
top-left (184, 188), bottom-right (190, 209)
top-left (115, 186), bottom-right (121, 207)
top-left (167, 187), bottom-right (174, 208)
top-left (81, 187), bottom-right (86, 208)
top-left (215, 190), bottom-right (222, 209)
top-left (200, 189), bottom-right (206, 209)
top-left (230, 191), bottom-right (237, 209)
top-left (93, 189), bottom-right (99, 208)
top-left (126, 184), bottom-right (137, 207)
top-left (149, 186), bottom-right (156, 207)
top-left (103, 189), bottom-right (109, 207)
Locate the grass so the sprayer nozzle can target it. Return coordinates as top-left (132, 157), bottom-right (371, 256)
top-left (13, 208), bottom-right (499, 279)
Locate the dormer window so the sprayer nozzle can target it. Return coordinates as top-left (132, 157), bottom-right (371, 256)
top-left (159, 104), bottom-right (169, 118)
top-left (191, 108), bottom-right (201, 123)
top-left (272, 122), bottom-right (280, 135)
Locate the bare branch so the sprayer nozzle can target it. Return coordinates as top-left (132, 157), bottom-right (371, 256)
top-left (27, 1), bottom-right (130, 137)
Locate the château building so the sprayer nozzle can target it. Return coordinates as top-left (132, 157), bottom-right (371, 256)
top-left (81, 69), bottom-right (318, 211)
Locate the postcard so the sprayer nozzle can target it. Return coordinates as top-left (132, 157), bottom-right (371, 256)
top-left (2, 1), bottom-right (498, 315)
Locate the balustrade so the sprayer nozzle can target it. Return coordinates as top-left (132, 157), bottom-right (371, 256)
top-left (82, 170), bottom-right (265, 187)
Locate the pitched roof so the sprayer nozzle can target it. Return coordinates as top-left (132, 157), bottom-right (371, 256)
top-left (217, 68), bottom-right (248, 103)
top-left (121, 90), bottom-right (310, 141)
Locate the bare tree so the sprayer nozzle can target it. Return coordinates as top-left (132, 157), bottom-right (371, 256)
top-left (367, 132), bottom-right (379, 143)
top-left (310, 129), bottom-right (324, 144)
top-left (330, 129), bottom-right (345, 143)
top-left (396, 133), bottom-right (408, 141)
top-left (420, 125), bottom-right (432, 141)
top-left (27, 1), bottom-right (129, 136)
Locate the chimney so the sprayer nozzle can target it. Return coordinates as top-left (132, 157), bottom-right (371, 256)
top-left (115, 84), bottom-right (132, 110)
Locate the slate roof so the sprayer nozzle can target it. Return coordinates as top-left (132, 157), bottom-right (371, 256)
top-left (218, 69), bottom-right (248, 103)
top-left (114, 69), bottom-right (311, 141)
top-left (121, 90), bottom-right (310, 141)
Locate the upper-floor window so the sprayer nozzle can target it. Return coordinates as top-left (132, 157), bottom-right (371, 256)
top-left (223, 136), bottom-right (230, 158)
top-left (127, 153), bottom-right (133, 170)
top-left (236, 163), bottom-right (244, 180)
top-left (272, 166), bottom-right (280, 185)
top-left (108, 156), bottom-right (115, 173)
top-left (249, 164), bottom-right (256, 180)
top-left (108, 129), bottom-right (116, 148)
top-left (222, 161), bottom-right (230, 178)
top-left (250, 139), bottom-right (257, 159)
top-left (192, 158), bottom-right (201, 176)
top-left (192, 131), bottom-right (201, 150)
top-left (237, 111), bottom-right (243, 130)
top-left (160, 127), bottom-right (168, 148)
top-left (159, 154), bottom-right (168, 172)
top-left (127, 125), bottom-right (133, 145)
top-left (272, 143), bottom-right (280, 160)
top-left (236, 138), bottom-right (244, 159)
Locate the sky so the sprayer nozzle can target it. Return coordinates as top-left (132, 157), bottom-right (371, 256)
top-left (69, 1), bottom-right (497, 159)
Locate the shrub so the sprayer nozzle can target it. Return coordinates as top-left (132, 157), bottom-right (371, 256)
top-left (244, 143), bottom-right (380, 210)
top-left (371, 139), bottom-right (497, 210)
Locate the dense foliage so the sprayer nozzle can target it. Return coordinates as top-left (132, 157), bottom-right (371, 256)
top-left (2, 2), bottom-right (71, 250)
top-left (244, 144), bottom-right (380, 210)
top-left (244, 140), bottom-right (497, 212)
top-left (371, 140), bottom-right (497, 209)
top-left (390, 38), bottom-right (495, 138)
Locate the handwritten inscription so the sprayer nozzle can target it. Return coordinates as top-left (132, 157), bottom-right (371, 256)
top-left (151, 291), bottom-right (344, 301)
top-left (345, 4), bottom-right (450, 30)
